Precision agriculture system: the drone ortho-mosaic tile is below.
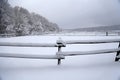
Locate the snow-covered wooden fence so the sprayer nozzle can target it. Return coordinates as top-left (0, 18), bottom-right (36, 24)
top-left (0, 38), bottom-right (120, 65)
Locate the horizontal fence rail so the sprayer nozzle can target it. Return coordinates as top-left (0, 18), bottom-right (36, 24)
top-left (57, 48), bottom-right (120, 56)
top-left (0, 38), bottom-right (120, 65)
top-left (0, 42), bottom-right (60, 47)
top-left (0, 53), bottom-right (65, 59)
top-left (65, 39), bottom-right (120, 44)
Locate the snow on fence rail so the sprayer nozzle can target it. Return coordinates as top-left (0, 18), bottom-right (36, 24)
top-left (0, 38), bottom-right (120, 65)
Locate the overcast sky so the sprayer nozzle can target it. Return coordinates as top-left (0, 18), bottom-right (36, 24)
top-left (9, 0), bottom-right (120, 29)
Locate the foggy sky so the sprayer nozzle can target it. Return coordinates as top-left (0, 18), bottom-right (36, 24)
top-left (9, 0), bottom-right (120, 29)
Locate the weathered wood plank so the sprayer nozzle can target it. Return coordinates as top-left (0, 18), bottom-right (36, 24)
top-left (0, 53), bottom-right (65, 59)
top-left (57, 48), bottom-right (120, 56)
top-left (65, 39), bottom-right (120, 44)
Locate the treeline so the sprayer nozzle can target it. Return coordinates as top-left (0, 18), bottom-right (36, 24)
top-left (0, 0), bottom-right (59, 36)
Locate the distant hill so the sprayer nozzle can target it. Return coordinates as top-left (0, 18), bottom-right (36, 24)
top-left (63, 25), bottom-right (120, 32)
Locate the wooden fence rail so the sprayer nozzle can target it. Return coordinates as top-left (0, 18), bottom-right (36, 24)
top-left (0, 38), bottom-right (120, 65)
top-left (57, 48), bottom-right (120, 56)
top-left (65, 39), bottom-right (120, 44)
top-left (0, 53), bottom-right (65, 59)
top-left (0, 42), bottom-right (59, 47)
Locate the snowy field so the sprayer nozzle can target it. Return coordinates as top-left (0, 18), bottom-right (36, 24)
top-left (0, 35), bottom-right (120, 80)
top-left (48, 31), bottom-right (120, 36)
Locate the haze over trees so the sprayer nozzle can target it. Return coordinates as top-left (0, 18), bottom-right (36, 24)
top-left (0, 0), bottom-right (59, 36)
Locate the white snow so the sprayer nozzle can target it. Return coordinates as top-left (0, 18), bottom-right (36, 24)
top-left (0, 35), bottom-right (120, 80)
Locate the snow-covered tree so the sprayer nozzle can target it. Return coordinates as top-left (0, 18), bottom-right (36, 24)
top-left (0, 1), bottom-right (60, 36)
top-left (0, 0), bottom-right (9, 33)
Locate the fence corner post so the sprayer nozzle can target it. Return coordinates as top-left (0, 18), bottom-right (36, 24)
top-left (115, 42), bottom-right (120, 61)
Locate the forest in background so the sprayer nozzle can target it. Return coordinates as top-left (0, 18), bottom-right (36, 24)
top-left (0, 0), bottom-right (60, 37)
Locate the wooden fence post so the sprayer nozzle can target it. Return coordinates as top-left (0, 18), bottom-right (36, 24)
top-left (58, 46), bottom-right (61, 65)
top-left (56, 38), bottom-right (66, 65)
top-left (106, 32), bottom-right (108, 36)
top-left (115, 42), bottom-right (120, 61)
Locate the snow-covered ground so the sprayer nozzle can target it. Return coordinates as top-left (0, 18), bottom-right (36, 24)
top-left (0, 35), bottom-right (120, 80)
